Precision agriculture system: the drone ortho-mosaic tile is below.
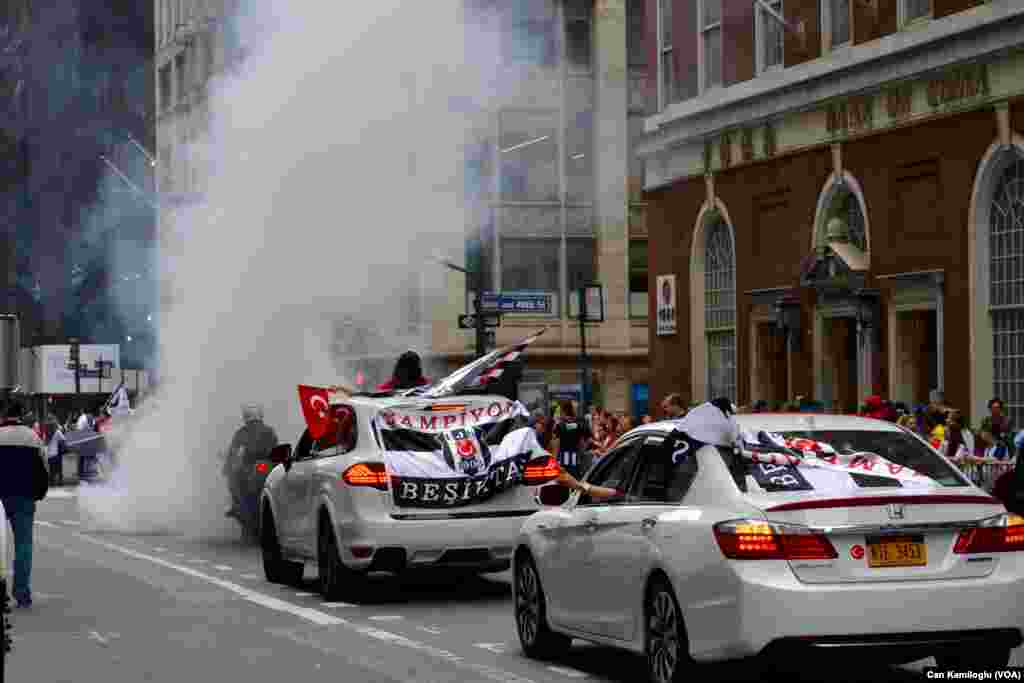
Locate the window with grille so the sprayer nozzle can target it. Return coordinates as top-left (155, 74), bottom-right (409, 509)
top-left (991, 157), bottom-right (1024, 428)
top-left (757, 0), bottom-right (784, 73)
top-left (159, 65), bottom-right (172, 111)
top-left (657, 0), bottom-right (677, 108)
top-left (902, 0), bottom-right (931, 25)
top-left (700, 0), bottom-right (722, 91)
top-left (824, 0), bottom-right (851, 48)
top-left (705, 218), bottom-right (736, 401)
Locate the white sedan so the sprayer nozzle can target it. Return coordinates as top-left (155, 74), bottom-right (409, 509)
top-left (514, 413), bottom-right (1024, 683)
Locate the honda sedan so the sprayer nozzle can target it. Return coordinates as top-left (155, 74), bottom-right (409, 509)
top-left (513, 413), bottom-right (1024, 683)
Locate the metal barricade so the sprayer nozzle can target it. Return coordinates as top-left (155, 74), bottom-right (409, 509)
top-left (952, 458), bottom-right (1016, 492)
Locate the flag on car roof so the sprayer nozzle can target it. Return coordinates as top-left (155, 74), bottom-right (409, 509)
top-left (419, 329), bottom-right (547, 400)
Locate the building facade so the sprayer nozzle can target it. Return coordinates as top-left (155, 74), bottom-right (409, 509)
top-left (638, 0), bottom-right (1024, 424)
top-left (441, 0), bottom-right (653, 418)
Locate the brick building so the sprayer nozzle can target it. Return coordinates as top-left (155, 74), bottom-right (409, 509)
top-left (637, 0), bottom-right (1024, 424)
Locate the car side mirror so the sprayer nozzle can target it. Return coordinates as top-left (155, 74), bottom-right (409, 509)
top-left (539, 484), bottom-right (571, 506)
top-left (270, 444), bottom-right (292, 465)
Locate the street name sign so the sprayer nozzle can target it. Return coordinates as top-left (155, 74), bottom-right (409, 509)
top-left (480, 292), bottom-right (553, 315)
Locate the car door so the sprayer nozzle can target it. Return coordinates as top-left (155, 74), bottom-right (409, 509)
top-left (545, 439), bottom-right (643, 635)
top-left (587, 434), bottom-right (701, 642)
top-left (278, 431), bottom-right (316, 553)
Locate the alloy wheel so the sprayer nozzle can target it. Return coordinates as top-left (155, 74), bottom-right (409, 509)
top-left (515, 560), bottom-right (540, 647)
top-left (647, 587), bottom-right (681, 683)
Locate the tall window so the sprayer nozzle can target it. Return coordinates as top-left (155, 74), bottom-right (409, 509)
top-left (901, 0), bottom-right (931, 25)
top-left (705, 218), bottom-right (736, 401)
top-left (757, 0), bottom-right (784, 73)
top-left (565, 0), bottom-right (592, 74)
top-left (174, 53), bottom-right (186, 103)
top-left (499, 110), bottom-right (558, 202)
top-left (823, 0), bottom-right (852, 49)
top-left (700, 0), bottom-right (722, 92)
top-left (657, 0), bottom-right (677, 109)
top-left (159, 64), bottom-right (172, 111)
top-left (501, 0), bottom-right (557, 67)
top-left (990, 156), bottom-right (1024, 427)
top-left (629, 240), bottom-right (649, 318)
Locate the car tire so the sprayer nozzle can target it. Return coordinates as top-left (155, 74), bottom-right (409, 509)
top-left (318, 516), bottom-right (365, 602)
top-left (934, 648), bottom-right (1011, 671)
top-left (514, 552), bottom-right (571, 660)
top-left (260, 510), bottom-right (303, 586)
top-left (645, 577), bottom-right (692, 683)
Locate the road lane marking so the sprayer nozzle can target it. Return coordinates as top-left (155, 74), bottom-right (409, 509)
top-left (369, 615), bottom-right (403, 621)
top-left (417, 626), bottom-right (443, 634)
top-left (35, 520), bottom-right (59, 528)
top-left (70, 531), bottom-right (539, 683)
top-left (321, 602), bottom-right (356, 607)
top-left (240, 573), bottom-right (261, 580)
top-left (546, 666), bottom-right (587, 678)
top-left (213, 565), bottom-right (234, 571)
top-left (60, 519), bottom-right (81, 526)
top-left (475, 643), bottom-right (507, 654)
top-left (88, 631), bottom-right (111, 647)
top-left (294, 592), bottom-right (315, 597)
top-left (153, 547), bottom-right (168, 552)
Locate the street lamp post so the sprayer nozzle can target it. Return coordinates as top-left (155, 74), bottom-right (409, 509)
top-left (438, 259), bottom-right (487, 359)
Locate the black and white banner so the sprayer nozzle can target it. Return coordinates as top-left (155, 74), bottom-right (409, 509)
top-left (375, 399), bottom-right (547, 508)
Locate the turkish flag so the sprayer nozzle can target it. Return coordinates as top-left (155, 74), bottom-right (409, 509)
top-left (298, 385), bottom-right (335, 440)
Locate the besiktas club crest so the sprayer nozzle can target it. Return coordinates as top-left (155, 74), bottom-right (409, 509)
top-left (442, 428), bottom-right (491, 475)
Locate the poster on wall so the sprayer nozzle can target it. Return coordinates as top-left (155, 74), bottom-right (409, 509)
top-left (656, 275), bottom-right (677, 336)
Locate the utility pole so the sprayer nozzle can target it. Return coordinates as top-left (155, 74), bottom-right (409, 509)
top-left (69, 337), bottom-right (81, 402)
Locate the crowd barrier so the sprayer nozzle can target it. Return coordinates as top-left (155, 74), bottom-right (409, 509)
top-left (950, 457), bottom-right (1016, 492)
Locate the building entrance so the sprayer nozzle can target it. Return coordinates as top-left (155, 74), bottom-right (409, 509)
top-left (820, 317), bottom-right (859, 413)
top-left (892, 309), bottom-right (938, 407)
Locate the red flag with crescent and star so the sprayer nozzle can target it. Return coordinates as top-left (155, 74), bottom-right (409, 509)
top-left (298, 385), bottom-right (335, 440)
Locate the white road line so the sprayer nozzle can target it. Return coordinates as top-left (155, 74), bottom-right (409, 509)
top-left (239, 573), bottom-right (261, 580)
top-left (35, 520), bottom-right (59, 528)
top-left (320, 602), bottom-right (356, 608)
top-left (153, 547), bottom-right (168, 552)
top-left (88, 631), bottom-right (110, 647)
top-left (369, 615), bottom-right (403, 621)
top-left (293, 592), bottom-right (315, 597)
top-left (213, 565), bottom-right (233, 571)
top-left (60, 519), bottom-right (81, 526)
top-left (417, 626), bottom-right (443, 635)
top-left (69, 531), bottom-right (539, 683)
top-left (546, 666), bottom-right (587, 678)
top-left (45, 488), bottom-right (77, 499)
top-left (475, 643), bottom-right (507, 654)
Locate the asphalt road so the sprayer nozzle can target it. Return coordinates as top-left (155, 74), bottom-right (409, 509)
top-left (5, 488), bottom-right (1021, 683)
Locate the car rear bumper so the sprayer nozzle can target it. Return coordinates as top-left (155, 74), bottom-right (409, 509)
top-left (338, 509), bottom-right (535, 573)
top-left (688, 559), bottom-right (1024, 661)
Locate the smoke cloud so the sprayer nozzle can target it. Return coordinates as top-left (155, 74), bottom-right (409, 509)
top-left (79, 0), bottom-right (483, 536)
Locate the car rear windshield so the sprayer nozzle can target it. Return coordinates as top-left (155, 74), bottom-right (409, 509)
top-left (744, 429), bottom-right (967, 490)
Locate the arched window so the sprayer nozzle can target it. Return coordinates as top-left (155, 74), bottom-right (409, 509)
top-left (704, 217), bottom-right (736, 401)
top-left (990, 155), bottom-right (1024, 426)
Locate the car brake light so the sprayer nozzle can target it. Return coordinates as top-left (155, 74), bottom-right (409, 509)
top-left (254, 462), bottom-right (270, 474)
top-left (342, 462), bottom-right (389, 491)
top-left (522, 456), bottom-right (561, 485)
top-left (714, 519), bottom-right (838, 560)
top-left (954, 513), bottom-right (1024, 554)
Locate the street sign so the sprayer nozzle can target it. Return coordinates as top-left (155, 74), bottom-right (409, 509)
top-left (457, 313), bottom-right (501, 329)
top-left (480, 292), bottom-right (553, 315)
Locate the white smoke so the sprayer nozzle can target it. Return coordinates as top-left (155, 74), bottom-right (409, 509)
top-left (80, 0), bottom-right (484, 536)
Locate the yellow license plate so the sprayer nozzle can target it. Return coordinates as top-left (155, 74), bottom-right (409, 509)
top-left (867, 536), bottom-right (927, 568)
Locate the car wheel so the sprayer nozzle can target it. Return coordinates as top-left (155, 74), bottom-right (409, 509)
top-left (260, 510), bottom-right (303, 586)
top-left (645, 577), bottom-right (692, 683)
top-left (318, 516), bottom-right (365, 602)
top-left (934, 648), bottom-right (1011, 671)
top-left (514, 552), bottom-right (571, 660)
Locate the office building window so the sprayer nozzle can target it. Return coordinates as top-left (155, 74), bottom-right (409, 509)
top-left (566, 77), bottom-right (593, 204)
top-left (501, 0), bottom-right (557, 67)
top-left (499, 110), bottom-right (559, 202)
top-left (565, 0), bottom-right (592, 73)
top-left (700, 0), bottom-right (722, 91)
top-left (657, 0), bottom-right (677, 108)
top-left (823, 0), bottom-right (851, 49)
top-left (629, 240), bottom-right (649, 318)
top-left (901, 0), bottom-right (931, 25)
top-left (757, 0), bottom-right (784, 73)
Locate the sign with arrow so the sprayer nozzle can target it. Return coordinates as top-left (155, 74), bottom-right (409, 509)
top-left (457, 313), bottom-right (501, 329)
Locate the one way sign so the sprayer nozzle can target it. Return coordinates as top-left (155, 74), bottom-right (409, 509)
top-left (458, 313), bottom-right (501, 329)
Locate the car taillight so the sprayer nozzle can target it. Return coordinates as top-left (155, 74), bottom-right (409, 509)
top-left (342, 462), bottom-right (389, 491)
top-left (522, 456), bottom-right (561, 486)
top-left (713, 519), bottom-right (838, 560)
top-left (254, 462), bottom-right (270, 475)
top-left (954, 513), bottom-right (1024, 554)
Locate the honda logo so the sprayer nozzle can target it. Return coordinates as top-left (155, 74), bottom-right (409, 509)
top-left (887, 503), bottom-right (905, 520)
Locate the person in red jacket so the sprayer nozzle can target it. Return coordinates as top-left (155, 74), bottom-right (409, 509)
top-left (377, 351), bottom-right (430, 392)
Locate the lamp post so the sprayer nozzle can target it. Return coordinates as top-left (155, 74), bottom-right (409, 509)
top-left (437, 259), bottom-right (487, 359)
